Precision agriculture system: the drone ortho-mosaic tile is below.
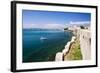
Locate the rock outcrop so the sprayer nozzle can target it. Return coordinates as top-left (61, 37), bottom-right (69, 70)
top-left (55, 52), bottom-right (64, 61)
top-left (55, 36), bottom-right (76, 61)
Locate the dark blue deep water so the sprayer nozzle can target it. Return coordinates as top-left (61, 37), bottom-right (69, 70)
top-left (23, 29), bottom-right (73, 63)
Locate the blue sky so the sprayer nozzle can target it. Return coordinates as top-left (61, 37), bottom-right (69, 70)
top-left (22, 10), bottom-right (91, 29)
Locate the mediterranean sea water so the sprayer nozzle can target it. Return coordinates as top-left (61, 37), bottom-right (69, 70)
top-left (23, 29), bottom-right (73, 63)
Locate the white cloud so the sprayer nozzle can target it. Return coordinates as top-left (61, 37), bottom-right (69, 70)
top-left (23, 23), bottom-right (66, 29)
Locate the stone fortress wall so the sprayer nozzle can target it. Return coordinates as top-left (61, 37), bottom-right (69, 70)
top-left (55, 26), bottom-right (91, 61)
top-left (79, 29), bottom-right (91, 60)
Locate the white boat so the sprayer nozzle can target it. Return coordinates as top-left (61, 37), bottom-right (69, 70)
top-left (40, 36), bottom-right (47, 40)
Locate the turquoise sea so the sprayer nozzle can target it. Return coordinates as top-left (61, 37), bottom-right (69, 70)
top-left (23, 29), bottom-right (73, 63)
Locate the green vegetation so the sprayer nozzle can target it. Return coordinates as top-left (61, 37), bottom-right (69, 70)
top-left (64, 39), bottom-right (82, 60)
top-left (80, 26), bottom-right (85, 29)
top-left (64, 28), bottom-right (68, 30)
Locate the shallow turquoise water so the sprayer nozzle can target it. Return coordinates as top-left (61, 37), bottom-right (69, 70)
top-left (23, 29), bottom-right (73, 63)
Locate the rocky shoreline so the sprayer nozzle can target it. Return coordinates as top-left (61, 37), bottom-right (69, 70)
top-left (55, 27), bottom-right (91, 61)
top-left (55, 36), bottom-right (76, 61)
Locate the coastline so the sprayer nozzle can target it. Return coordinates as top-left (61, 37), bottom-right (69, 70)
top-left (64, 37), bottom-right (82, 60)
top-left (55, 36), bottom-right (77, 61)
top-left (55, 27), bottom-right (91, 61)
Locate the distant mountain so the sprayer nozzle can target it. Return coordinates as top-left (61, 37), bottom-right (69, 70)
top-left (23, 28), bottom-right (62, 31)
